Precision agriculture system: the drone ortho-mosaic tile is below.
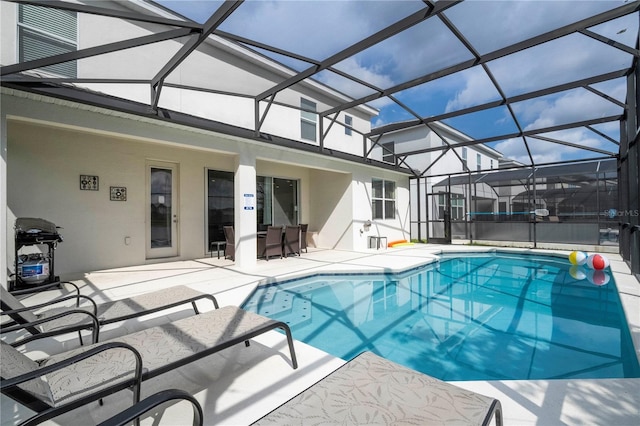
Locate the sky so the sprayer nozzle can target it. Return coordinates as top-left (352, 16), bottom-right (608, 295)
top-left (155, 0), bottom-right (638, 165)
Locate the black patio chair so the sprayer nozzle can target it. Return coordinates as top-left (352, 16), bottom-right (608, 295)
top-left (283, 226), bottom-right (301, 257)
top-left (262, 226), bottom-right (283, 260)
top-left (300, 224), bottom-right (309, 253)
top-left (223, 226), bottom-right (235, 260)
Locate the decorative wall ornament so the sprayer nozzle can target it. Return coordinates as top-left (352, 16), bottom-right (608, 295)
top-left (110, 186), bottom-right (127, 201)
top-left (80, 175), bottom-right (99, 191)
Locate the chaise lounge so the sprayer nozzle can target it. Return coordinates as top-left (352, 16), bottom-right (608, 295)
top-left (252, 351), bottom-right (502, 426)
top-left (1, 284), bottom-right (219, 347)
top-left (99, 388), bottom-right (204, 426)
top-left (1, 305), bottom-right (297, 425)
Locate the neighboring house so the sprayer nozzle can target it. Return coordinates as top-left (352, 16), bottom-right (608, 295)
top-left (372, 122), bottom-right (503, 240)
top-left (0, 0), bottom-right (411, 279)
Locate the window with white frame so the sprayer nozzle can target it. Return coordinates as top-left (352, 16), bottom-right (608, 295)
top-left (372, 178), bottom-right (396, 220)
top-left (477, 153), bottom-right (482, 171)
top-left (438, 193), bottom-right (465, 220)
top-left (18, 3), bottom-right (77, 78)
top-left (462, 147), bottom-right (467, 169)
top-left (382, 142), bottom-right (395, 164)
top-left (300, 98), bottom-right (317, 141)
top-left (490, 159), bottom-right (494, 169)
top-left (345, 114), bottom-right (353, 135)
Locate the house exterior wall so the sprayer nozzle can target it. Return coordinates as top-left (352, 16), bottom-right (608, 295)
top-left (373, 124), bottom-right (500, 178)
top-left (0, 0), bottom-right (413, 283)
top-left (0, 0), bottom-right (374, 155)
top-left (2, 91), bottom-right (410, 279)
top-left (373, 123), bottom-right (502, 240)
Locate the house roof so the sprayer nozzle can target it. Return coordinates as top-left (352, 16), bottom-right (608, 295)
top-left (1, 0), bottom-right (638, 175)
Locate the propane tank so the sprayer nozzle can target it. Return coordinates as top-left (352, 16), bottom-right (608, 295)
top-left (18, 253), bottom-right (50, 284)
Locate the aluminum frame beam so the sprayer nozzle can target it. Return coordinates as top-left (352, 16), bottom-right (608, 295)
top-left (150, 0), bottom-right (243, 111)
top-left (367, 69), bottom-right (629, 137)
top-left (2, 0), bottom-right (636, 172)
top-left (5, 0), bottom-right (202, 28)
top-left (325, 2), bottom-right (639, 120)
top-left (397, 115), bottom-right (623, 157)
top-left (1, 28), bottom-right (195, 76)
top-left (254, 1), bottom-right (459, 103)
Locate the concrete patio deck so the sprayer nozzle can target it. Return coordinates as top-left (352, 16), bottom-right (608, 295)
top-left (2, 244), bottom-right (639, 425)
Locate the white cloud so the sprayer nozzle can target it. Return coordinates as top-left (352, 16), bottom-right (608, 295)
top-left (489, 88), bottom-right (622, 165)
top-left (445, 1), bottom-right (624, 55)
top-left (215, 1), bottom-right (424, 62)
top-left (494, 138), bottom-right (563, 165)
top-left (158, 0), bottom-right (631, 160)
top-left (494, 125), bottom-right (614, 164)
top-left (445, 67), bottom-right (501, 112)
top-left (320, 57), bottom-right (394, 96)
top-left (487, 32), bottom-right (632, 97)
top-left (517, 89), bottom-right (622, 132)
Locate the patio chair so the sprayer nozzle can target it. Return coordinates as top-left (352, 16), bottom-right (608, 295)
top-left (1, 340), bottom-right (144, 426)
top-left (1, 343), bottom-right (203, 426)
top-left (223, 226), bottom-right (235, 260)
top-left (300, 224), bottom-right (308, 253)
top-left (283, 226), bottom-right (300, 257)
top-left (99, 389), bottom-right (203, 426)
top-left (2, 305), bottom-right (297, 426)
top-left (252, 351), bottom-right (502, 426)
top-left (262, 226), bottom-right (283, 260)
top-left (1, 284), bottom-right (219, 348)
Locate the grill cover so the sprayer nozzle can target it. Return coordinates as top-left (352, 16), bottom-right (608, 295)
top-left (15, 218), bottom-right (63, 244)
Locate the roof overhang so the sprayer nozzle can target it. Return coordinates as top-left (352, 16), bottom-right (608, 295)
top-left (1, 79), bottom-right (411, 175)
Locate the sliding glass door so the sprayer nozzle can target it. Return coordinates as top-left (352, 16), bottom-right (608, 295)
top-left (207, 174), bottom-right (297, 244)
top-left (257, 177), bottom-right (298, 228)
top-left (207, 170), bottom-right (234, 247)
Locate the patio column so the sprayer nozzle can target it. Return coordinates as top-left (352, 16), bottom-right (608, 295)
top-left (0, 111), bottom-right (7, 290)
top-left (234, 149), bottom-right (257, 269)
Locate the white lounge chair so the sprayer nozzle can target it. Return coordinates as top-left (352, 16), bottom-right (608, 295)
top-left (253, 351), bottom-right (502, 426)
top-left (1, 284), bottom-right (218, 347)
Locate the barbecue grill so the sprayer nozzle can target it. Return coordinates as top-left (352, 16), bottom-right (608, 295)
top-left (10, 217), bottom-right (63, 291)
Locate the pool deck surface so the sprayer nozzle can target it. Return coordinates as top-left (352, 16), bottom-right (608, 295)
top-left (2, 244), bottom-right (639, 425)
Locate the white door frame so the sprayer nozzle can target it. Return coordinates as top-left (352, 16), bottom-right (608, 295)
top-left (146, 160), bottom-right (179, 258)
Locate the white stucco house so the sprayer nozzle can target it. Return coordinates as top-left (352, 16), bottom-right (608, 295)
top-left (372, 122), bottom-right (503, 241)
top-left (0, 0), bottom-right (413, 284)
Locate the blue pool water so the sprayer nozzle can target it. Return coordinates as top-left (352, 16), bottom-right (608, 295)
top-left (242, 252), bottom-right (640, 381)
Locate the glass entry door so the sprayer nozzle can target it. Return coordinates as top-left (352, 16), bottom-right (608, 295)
top-left (147, 161), bottom-right (179, 258)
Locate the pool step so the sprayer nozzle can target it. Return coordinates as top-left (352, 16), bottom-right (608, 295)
top-left (248, 291), bottom-right (312, 329)
top-left (255, 291), bottom-right (295, 316)
top-left (244, 279), bottom-right (335, 328)
top-left (278, 298), bottom-right (312, 329)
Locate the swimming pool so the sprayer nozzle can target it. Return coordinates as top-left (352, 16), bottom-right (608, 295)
top-left (242, 251), bottom-right (640, 381)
